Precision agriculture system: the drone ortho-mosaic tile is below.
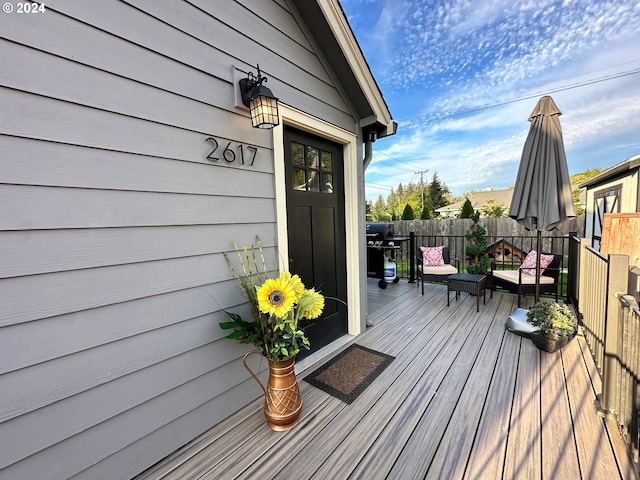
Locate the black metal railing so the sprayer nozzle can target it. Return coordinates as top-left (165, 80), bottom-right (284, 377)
top-left (390, 232), bottom-right (571, 300)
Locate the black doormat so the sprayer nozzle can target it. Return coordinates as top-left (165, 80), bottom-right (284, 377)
top-left (304, 344), bottom-right (394, 404)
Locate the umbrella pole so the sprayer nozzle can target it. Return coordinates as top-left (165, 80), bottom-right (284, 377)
top-left (535, 229), bottom-right (541, 303)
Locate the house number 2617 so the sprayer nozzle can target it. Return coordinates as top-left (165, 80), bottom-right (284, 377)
top-left (205, 137), bottom-right (258, 166)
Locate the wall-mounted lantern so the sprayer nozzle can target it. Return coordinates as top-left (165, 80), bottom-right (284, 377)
top-left (239, 64), bottom-right (279, 129)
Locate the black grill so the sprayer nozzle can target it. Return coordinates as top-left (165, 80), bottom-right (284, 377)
top-left (366, 223), bottom-right (410, 288)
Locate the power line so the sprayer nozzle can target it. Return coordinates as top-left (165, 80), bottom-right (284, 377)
top-left (368, 148), bottom-right (424, 172)
top-left (367, 67), bottom-right (640, 175)
top-left (401, 67), bottom-right (640, 128)
top-left (365, 182), bottom-right (394, 193)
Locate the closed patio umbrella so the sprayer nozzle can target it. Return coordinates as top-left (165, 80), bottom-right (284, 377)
top-left (509, 95), bottom-right (576, 302)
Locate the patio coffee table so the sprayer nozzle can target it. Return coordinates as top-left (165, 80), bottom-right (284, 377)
top-left (447, 273), bottom-right (488, 312)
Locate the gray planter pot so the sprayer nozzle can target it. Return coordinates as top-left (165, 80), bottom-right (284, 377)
top-left (530, 332), bottom-right (569, 353)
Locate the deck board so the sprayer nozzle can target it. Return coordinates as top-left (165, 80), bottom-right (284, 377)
top-left (564, 335), bottom-right (622, 478)
top-left (386, 305), bottom-right (497, 479)
top-left (136, 279), bottom-right (636, 480)
top-left (429, 294), bottom-right (517, 480)
top-left (464, 325), bottom-right (521, 479)
top-left (343, 302), bottom-right (481, 479)
top-left (504, 337), bottom-right (542, 479)
top-left (540, 348), bottom-right (581, 479)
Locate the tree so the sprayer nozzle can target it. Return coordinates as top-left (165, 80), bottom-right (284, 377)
top-left (479, 198), bottom-right (508, 218)
top-left (428, 173), bottom-right (449, 211)
top-left (401, 203), bottom-right (415, 220)
top-left (570, 168), bottom-right (603, 215)
top-left (572, 188), bottom-right (585, 215)
top-left (381, 177), bottom-right (453, 220)
top-left (420, 206), bottom-right (431, 219)
top-left (465, 210), bottom-right (490, 274)
top-left (387, 187), bottom-right (398, 220)
top-left (371, 195), bottom-right (390, 221)
top-left (459, 198), bottom-right (475, 218)
top-left (569, 168), bottom-right (605, 185)
top-left (406, 184), bottom-right (423, 216)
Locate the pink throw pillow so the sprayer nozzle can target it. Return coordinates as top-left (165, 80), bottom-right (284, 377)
top-left (421, 246), bottom-right (445, 267)
top-left (521, 250), bottom-right (554, 276)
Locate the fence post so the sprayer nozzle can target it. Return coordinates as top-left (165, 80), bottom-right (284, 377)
top-left (601, 253), bottom-right (630, 414)
top-left (578, 238), bottom-right (591, 318)
top-left (409, 231), bottom-right (416, 283)
top-left (567, 232), bottom-right (577, 306)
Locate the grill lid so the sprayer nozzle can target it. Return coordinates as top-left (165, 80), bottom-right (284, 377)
top-left (366, 223), bottom-right (394, 239)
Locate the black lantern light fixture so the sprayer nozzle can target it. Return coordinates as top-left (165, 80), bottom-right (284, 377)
top-left (239, 64), bottom-right (279, 129)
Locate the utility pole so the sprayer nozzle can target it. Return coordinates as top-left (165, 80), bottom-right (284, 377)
top-left (415, 170), bottom-right (428, 211)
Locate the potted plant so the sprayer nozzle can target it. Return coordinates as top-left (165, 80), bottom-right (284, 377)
top-left (219, 240), bottom-right (324, 430)
top-left (526, 300), bottom-right (577, 353)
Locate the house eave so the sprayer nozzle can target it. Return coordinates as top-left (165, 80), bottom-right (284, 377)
top-left (578, 154), bottom-right (640, 188)
top-left (293, 0), bottom-right (396, 138)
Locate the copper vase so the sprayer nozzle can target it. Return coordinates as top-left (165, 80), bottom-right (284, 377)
top-left (243, 350), bottom-right (302, 431)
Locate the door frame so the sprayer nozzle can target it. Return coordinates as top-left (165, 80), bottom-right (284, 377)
top-left (272, 104), bottom-right (364, 336)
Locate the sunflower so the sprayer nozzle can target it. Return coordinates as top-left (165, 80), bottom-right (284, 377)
top-left (256, 276), bottom-right (296, 318)
top-left (297, 288), bottom-right (325, 319)
top-left (280, 271), bottom-right (304, 301)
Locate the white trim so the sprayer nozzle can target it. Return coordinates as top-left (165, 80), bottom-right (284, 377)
top-left (272, 104), bottom-right (364, 336)
top-left (318, 0), bottom-right (394, 132)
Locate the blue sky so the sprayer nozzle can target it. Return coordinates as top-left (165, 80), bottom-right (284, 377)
top-left (339, 0), bottom-right (640, 200)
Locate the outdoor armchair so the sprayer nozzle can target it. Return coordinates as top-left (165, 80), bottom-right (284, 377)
top-left (490, 252), bottom-right (562, 307)
top-left (417, 246), bottom-right (459, 295)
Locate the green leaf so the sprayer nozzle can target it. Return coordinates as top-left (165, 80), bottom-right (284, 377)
top-left (224, 311), bottom-right (243, 322)
top-left (219, 321), bottom-right (239, 330)
top-left (225, 330), bottom-right (247, 339)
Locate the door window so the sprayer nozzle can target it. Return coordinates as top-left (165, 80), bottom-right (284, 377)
top-left (290, 142), bottom-right (333, 193)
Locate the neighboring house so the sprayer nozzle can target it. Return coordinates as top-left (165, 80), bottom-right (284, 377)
top-left (579, 154), bottom-right (640, 250)
top-left (0, 2), bottom-right (395, 479)
top-left (437, 186), bottom-right (586, 219)
top-left (436, 188), bottom-right (514, 218)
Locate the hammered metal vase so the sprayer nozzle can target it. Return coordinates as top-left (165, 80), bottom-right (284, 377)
top-left (243, 350), bottom-right (302, 431)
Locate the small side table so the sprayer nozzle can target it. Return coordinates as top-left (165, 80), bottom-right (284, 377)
top-left (447, 273), bottom-right (488, 312)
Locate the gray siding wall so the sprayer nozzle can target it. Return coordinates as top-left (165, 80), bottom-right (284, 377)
top-left (0, 1), bottom-right (355, 479)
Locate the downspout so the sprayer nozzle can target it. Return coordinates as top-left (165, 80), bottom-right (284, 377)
top-left (363, 130), bottom-right (376, 327)
top-left (363, 121), bottom-right (398, 169)
top-left (363, 130), bottom-right (377, 170)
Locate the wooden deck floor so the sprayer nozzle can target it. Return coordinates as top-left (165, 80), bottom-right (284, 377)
top-left (138, 279), bottom-right (637, 480)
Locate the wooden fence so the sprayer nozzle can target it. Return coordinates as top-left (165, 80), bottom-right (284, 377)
top-left (392, 215), bottom-right (585, 239)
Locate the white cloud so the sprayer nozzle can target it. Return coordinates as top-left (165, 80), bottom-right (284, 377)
top-left (342, 0), bottom-right (640, 201)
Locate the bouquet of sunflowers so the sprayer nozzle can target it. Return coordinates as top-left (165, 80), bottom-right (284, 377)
top-left (220, 240), bottom-right (324, 362)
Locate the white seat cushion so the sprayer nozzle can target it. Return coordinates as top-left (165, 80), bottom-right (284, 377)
top-left (420, 264), bottom-right (458, 275)
top-left (492, 269), bottom-right (555, 285)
